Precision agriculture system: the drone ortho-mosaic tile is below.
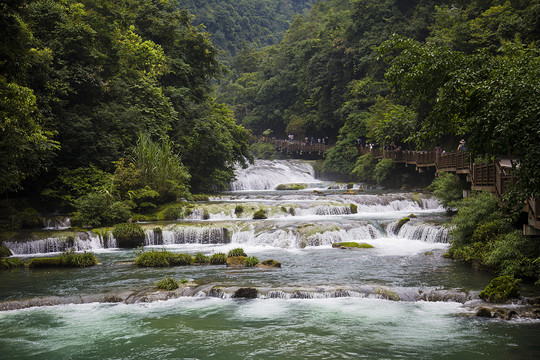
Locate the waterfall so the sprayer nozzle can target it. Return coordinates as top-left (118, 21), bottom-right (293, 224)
top-left (388, 221), bottom-right (449, 243)
top-left (229, 159), bottom-right (316, 190)
top-left (146, 227), bottom-right (230, 245)
top-left (3, 234), bottom-right (105, 255)
top-left (43, 217), bottom-right (71, 230)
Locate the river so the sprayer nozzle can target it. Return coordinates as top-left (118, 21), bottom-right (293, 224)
top-left (1, 160), bottom-right (539, 359)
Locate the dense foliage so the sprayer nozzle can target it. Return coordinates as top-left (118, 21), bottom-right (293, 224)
top-left (221, 0), bottom-right (539, 200)
top-left (1, 0), bottom-right (252, 207)
top-left (177, 0), bottom-right (316, 60)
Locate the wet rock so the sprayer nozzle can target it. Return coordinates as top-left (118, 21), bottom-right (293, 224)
top-left (374, 286), bottom-right (400, 301)
top-left (332, 242), bottom-right (373, 249)
top-left (208, 287), bottom-right (225, 298)
top-left (479, 276), bottom-right (520, 303)
top-left (233, 288), bottom-right (258, 299)
top-left (476, 307), bottom-right (492, 318)
top-left (255, 259), bottom-right (281, 268)
top-left (226, 256), bottom-right (246, 267)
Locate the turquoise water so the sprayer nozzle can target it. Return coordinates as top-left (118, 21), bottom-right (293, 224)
top-left (1, 160), bottom-right (539, 359)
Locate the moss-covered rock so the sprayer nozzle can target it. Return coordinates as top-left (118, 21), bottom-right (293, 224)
top-left (256, 259), bottom-right (282, 268)
top-left (374, 286), bottom-right (400, 301)
top-left (252, 209), bottom-right (267, 219)
top-left (0, 245), bottom-right (12, 258)
top-left (113, 223), bottom-right (145, 248)
top-left (275, 183), bottom-right (307, 190)
top-left (350, 203), bottom-right (358, 214)
top-left (332, 242), bottom-right (374, 249)
top-left (226, 256), bottom-right (246, 267)
top-left (0, 257), bottom-right (25, 270)
top-left (479, 276), bottom-right (520, 303)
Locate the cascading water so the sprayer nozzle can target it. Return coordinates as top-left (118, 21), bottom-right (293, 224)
top-left (2, 159), bottom-right (538, 360)
top-left (229, 159), bottom-right (317, 190)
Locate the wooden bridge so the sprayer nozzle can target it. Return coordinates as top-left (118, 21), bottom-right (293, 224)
top-left (359, 146), bottom-right (539, 234)
top-left (264, 139), bottom-right (330, 158)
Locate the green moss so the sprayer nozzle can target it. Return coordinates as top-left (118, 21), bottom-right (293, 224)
top-left (245, 256), bottom-right (259, 267)
top-left (227, 248), bottom-right (247, 257)
top-left (332, 242), bottom-right (374, 249)
top-left (156, 277), bottom-right (179, 290)
top-left (258, 259), bottom-right (281, 268)
top-left (0, 245), bottom-right (12, 258)
top-left (275, 183), bottom-right (307, 190)
top-left (0, 257), bottom-right (25, 270)
top-left (210, 252), bottom-right (227, 265)
top-left (479, 276), bottom-right (520, 303)
top-left (350, 203), bottom-right (358, 214)
top-left (252, 209), bottom-right (267, 219)
top-left (374, 286), bottom-right (400, 301)
top-left (28, 250), bottom-right (98, 268)
top-left (160, 203), bottom-right (185, 220)
top-left (397, 217), bottom-right (411, 227)
top-left (113, 223), bottom-right (145, 248)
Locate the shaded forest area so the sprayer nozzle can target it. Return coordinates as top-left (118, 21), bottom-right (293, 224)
top-left (1, 0), bottom-right (253, 227)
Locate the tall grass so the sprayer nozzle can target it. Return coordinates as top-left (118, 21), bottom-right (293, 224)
top-left (132, 133), bottom-right (190, 200)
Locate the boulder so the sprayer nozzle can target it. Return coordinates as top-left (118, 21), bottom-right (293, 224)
top-left (255, 259), bottom-right (281, 268)
top-left (226, 256), bottom-right (246, 268)
top-left (479, 276), bottom-right (520, 303)
top-left (233, 287), bottom-right (258, 299)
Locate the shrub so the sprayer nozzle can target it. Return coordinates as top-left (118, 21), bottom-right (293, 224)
top-left (14, 207), bottom-right (43, 229)
top-left (428, 172), bottom-right (463, 209)
top-left (253, 209), bottom-right (267, 219)
top-left (483, 231), bottom-right (539, 279)
top-left (234, 205), bottom-right (244, 216)
top-left (193, 252), bottom-right (210, 264)
top-left (113, 223), bottom-right (145, 248)
top-left (161, 204), bottom-right (184, 220)
top-left (156, 277), bottom-right (179, 290)
top-left (74, 191), bottom-right (132, 227)
top-left (135, 250), bottom-right (192, 267)
top-left (135, 250), bottom-right (171, 267)
top-left (449, 192), bottom-right (500, 248)
top-left (250, 141), bottom-right (276, 159)
top-left (374, 159), bottom-right (395, 185)
top-left (245, 256), bottom-right (259, 267)
top-left (479, 276), bottom-right (520, 303)
top-left (228, 248), bottom-right (247, 258)
top-left (153, 227), bottom-right (163, 244)
top-left (0, 257), bottom-right (25, 270)
top-left (28, 250), bottom-right (97, 268)
top-left (210, 252), bottom-right (227, 265)
top-left (169, 253), bottom-right (192, 266)
top-left (351, 153), bottom-right (376, 182)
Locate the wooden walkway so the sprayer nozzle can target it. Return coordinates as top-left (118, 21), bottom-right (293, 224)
top-left (359, 147), bottom-right (539, 233)
top-left (264, 139), bottom-right (330, 157)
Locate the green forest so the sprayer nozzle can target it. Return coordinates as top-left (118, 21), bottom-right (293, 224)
top-left (220, 0), bottom-right (539, 201)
